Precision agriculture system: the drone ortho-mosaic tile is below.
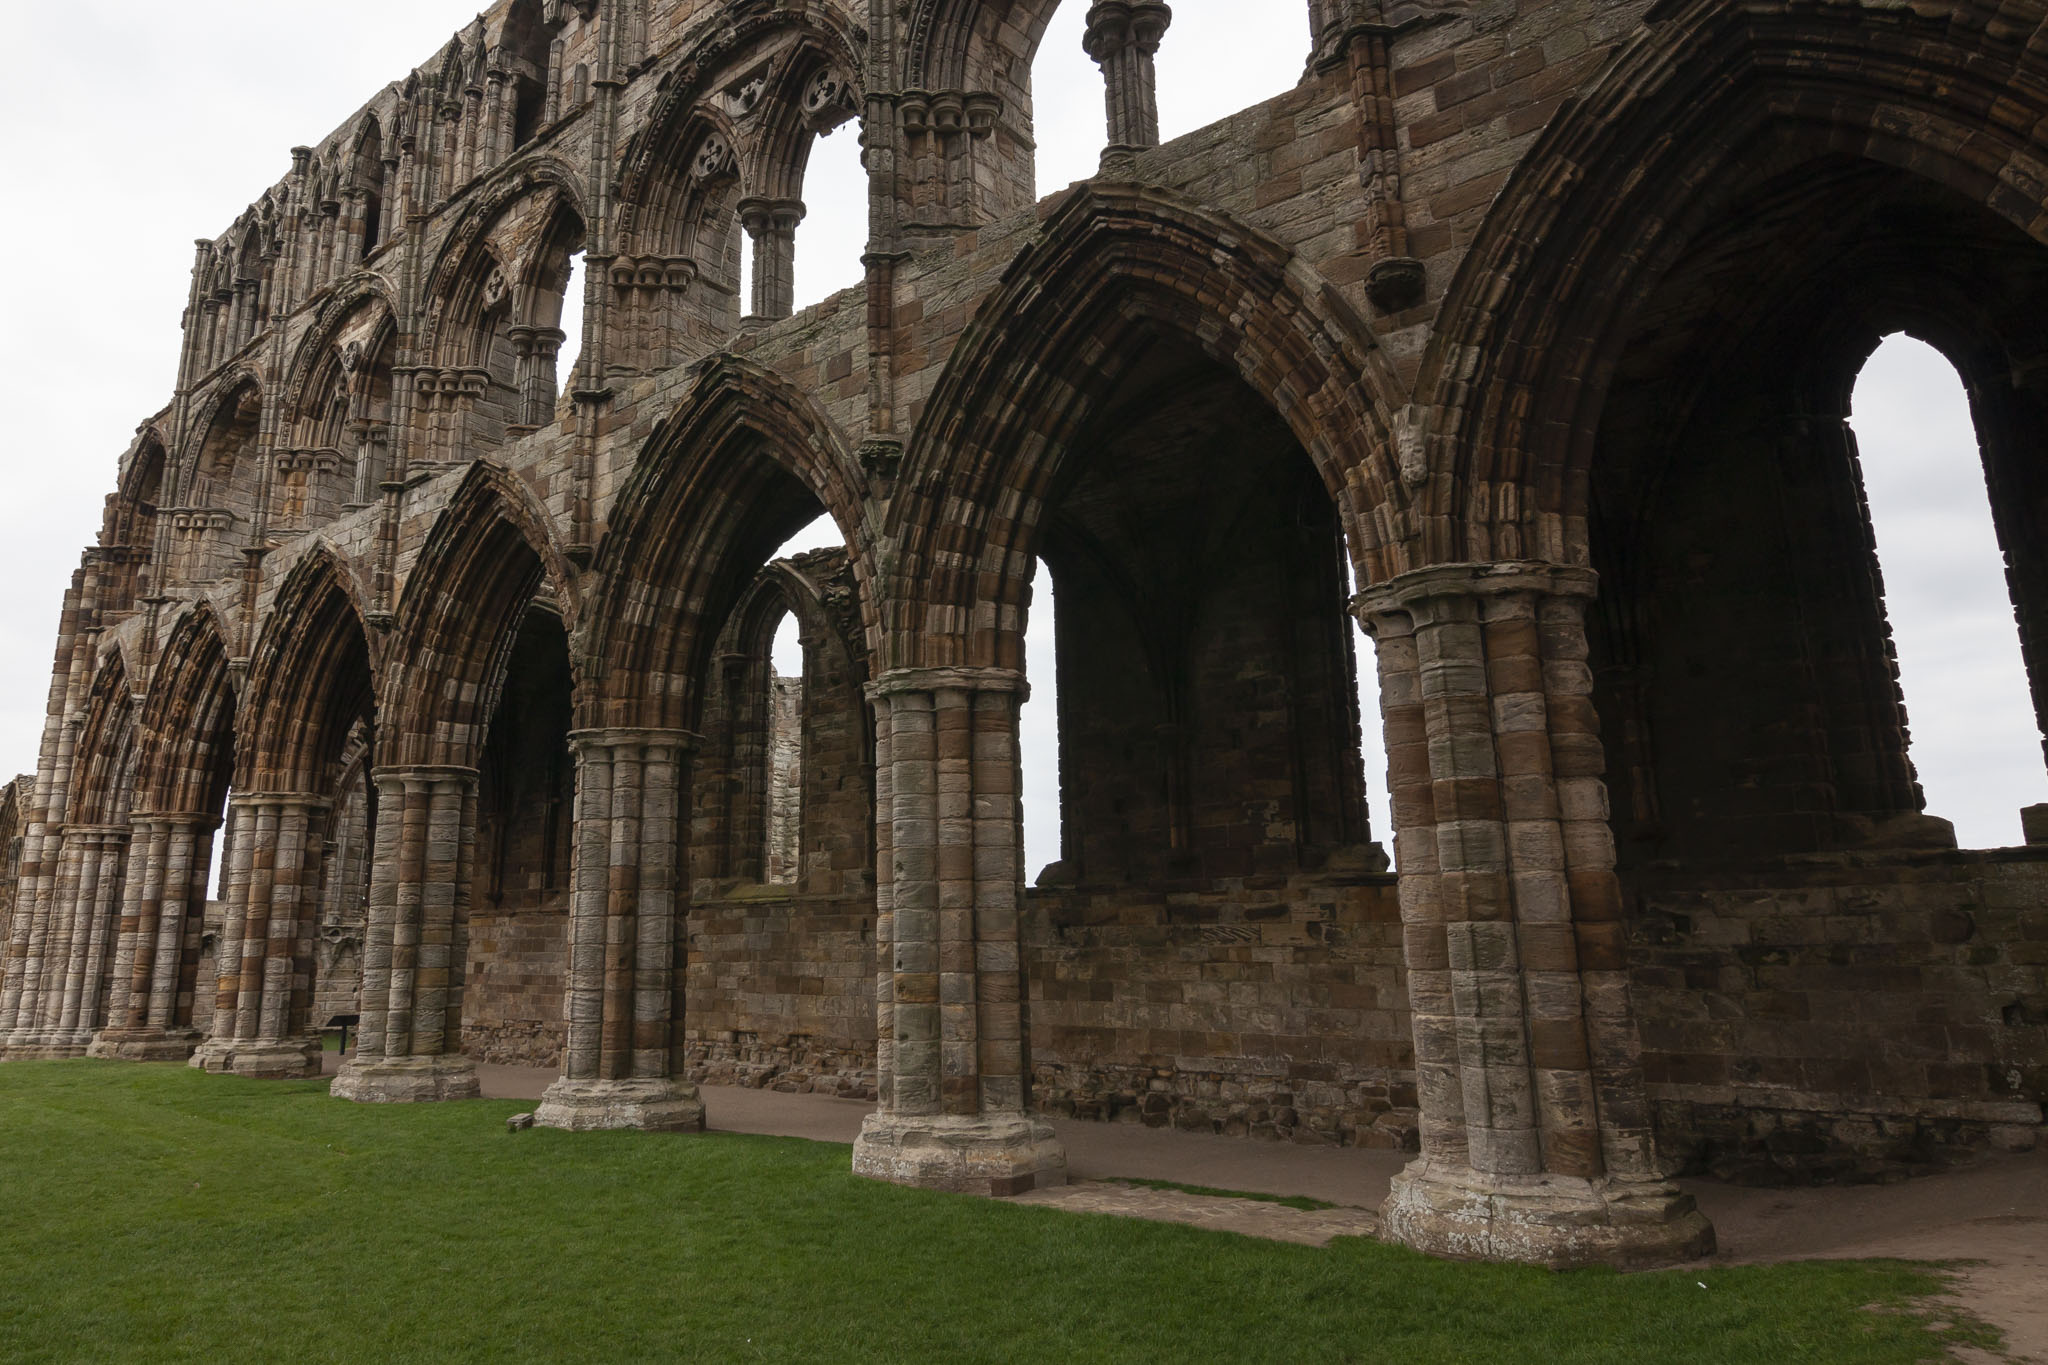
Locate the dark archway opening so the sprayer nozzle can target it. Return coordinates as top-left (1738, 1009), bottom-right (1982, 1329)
top-left (1581, 153), bottom-right (2048, 1180)
top-left (461, 602), bottom-right (575, 1066)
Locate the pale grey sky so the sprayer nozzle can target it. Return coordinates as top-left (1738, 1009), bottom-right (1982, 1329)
top-left (4, 2), bottom-right (2037, 873)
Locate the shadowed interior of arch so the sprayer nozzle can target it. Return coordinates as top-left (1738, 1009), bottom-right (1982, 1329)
top-left (1583, 157), bottom-right (2048, 867)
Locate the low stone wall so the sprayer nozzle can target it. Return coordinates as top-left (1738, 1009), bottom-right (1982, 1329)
top-left (461, 907), bottom-right (568, 1066)
top-left (1631, 848), bottom-right (2048, 1183)
top-left (1023, 871), bottom-right (1417, 1149)
top-left (679, 887), bottom-right (878, 1095)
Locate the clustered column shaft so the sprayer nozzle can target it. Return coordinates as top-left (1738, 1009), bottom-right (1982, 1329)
top-left (332, 767), bottom-right (482, 1102)
top-left (1084, 1), bottom-right (1173, 154)
top-left (1, 825), bottom-right (129, 1057)
top-left (88, 813), bottom-right (215, 1061)
top-left (851, 668), bottom-right (1065, 1196)
top-left (190, 794), bottom-right (329, 1079)
top-left (533, 729), bottom-right (704, 1131)
top-left (1357, 562), bottom-right (1712, 1269)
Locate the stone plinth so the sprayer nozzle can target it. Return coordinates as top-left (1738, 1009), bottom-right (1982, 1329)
top-left (88, 1027), bottom-right (201, 1062)
top-left (1, 1029), bottom-right (94, 1061)
top-left (189, 1036), bottom-right (322, 1080)
top-left (852, 1113), bottom-right (1068, 1197)
top-left (534, 1076), bottom-right (706, 1132)
top-left (1380, 1159), bottom-right (1715, 1270)
top-left (332, 1054), bottom-right (481, 1103)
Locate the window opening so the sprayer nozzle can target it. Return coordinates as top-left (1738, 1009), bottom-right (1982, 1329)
top-left (1021, 559), bottom-right (1062, 882)
top-left (765, 610), bottom-right (804, 885)
top-left (1850, 334), bottom-right (2047, 846)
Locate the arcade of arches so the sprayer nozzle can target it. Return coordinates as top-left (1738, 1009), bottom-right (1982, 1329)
top-left (4, 0), bottom-right (2045, 1271)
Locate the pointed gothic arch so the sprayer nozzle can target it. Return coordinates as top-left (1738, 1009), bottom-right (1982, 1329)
top-left (884, 183), bottom-right (1406, 671)
top-left (385, 462), bottom-right (580, 771)
top-left (587, 356), bottom-right (865, 733)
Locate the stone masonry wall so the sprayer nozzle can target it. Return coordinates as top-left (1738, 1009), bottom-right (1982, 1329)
top-left (1633, 850), bottom-right (2048, 1183)
top-left (1024, 869), bottom-right (1417, 1150)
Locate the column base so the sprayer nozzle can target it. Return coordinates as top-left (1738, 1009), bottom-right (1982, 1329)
top-left (189, 1036), bottom-right (323, 1080)
top-left (534, 1076), bottom-right (706, 1132)
top-left (851, 1112), bottom-right (1067, 1196)
top-left (88, 1027), bottom-right (202, 1062)
top-left (332, 1054), bottom-right (481, 1103)
top-left (1380, 1158), bottom-right (1715, 1269)
top-left (0, 1028), bottom-right (94, 1060)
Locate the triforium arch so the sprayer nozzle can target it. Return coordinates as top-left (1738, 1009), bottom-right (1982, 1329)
top-left (417, 164), bottom-right (589, 464)
top-left (893, 0), bottom-right (1063, 233)
top-left (333, 461), bottom-right (580, 1104)
top-left (99, 428), bottom-right (171, 615)
top-left (281, 283), bottom-right (401, 528)
top-left (613, 5), bottom-right (863, 350)
top-left (3, 654), bottom-right (139, 1058)
top-left (173, 371), bottom-right (268, 584)
top-left (191, 545), bottom-right (379, 1079)
top-left (856, 184), bottom-right (1403, 1195)
top-left (91, 606), bottom-right (238, 1061)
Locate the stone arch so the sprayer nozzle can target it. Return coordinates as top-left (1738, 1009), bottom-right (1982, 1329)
top-left (588, 355), bottom-right (865, 733)
top-left (419, 164), bottom-right (588, 458)
top-left (884, 183), bottom-right (1406, 671)
top-left (695, 554), bottom-right (872, 888)
top-left (69, 655), bottom-right (139, 832)
top-left (902, 0), bottom-right (1061, 100)
top-left (1418, 0), bottom-right (2048, 568)
top-left (180, 371), bottom-right (267, 522)
top-left (134, 605), bottom-right (238, 819)
top-left (613, 8), bottom-right (861, 337)
top-left (240, 544), bottom-right (381, 796)
top-left (421, 162), bottom-right (588, 360)
top-left (100, 429), bottom-right (171, 611)
top-left (384, 462), bottom-right (580, 771)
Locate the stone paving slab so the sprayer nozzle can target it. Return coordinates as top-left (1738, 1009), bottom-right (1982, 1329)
top-left (1011, 1180), bottom-right (1379, 1247)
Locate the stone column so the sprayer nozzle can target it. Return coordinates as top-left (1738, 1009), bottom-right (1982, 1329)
top-left (1355, 562), bottom-right (1713, 1269)
top-left (508, 326), bottom-right (568, 430)
top-left (851, 668), bottom-right (1065, 1195)
top-left (1084, 2), bottom-right (1172, 154)
top-left (90, 813), bottom-right (215, 1061)
top-left (190, 794), bottom-right (328, 1079)
top-left (737, 198), bottom-right (806, 322)
top-left (5, 825), bottom-right (128, 1057)
top-left (535, 730), bottom-right (704, 1131)
top-left (333, 767), bottom-right (482, 1102)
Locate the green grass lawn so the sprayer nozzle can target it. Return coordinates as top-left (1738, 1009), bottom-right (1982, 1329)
top-left (0, 1061), bottom-right (2001, 1364)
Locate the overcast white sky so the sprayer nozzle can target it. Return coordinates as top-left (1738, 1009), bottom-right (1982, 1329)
top-left (4, 2), bottom-right (2038, 872)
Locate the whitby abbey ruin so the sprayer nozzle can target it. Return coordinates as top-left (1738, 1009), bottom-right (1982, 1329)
top-left (2, 0), bottom-right (2046, 1270)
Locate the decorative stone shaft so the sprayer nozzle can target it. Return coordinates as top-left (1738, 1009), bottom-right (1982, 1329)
top-left (89, 813), bottom-right (216, 1061)
top-left (190, 794), bottom-right (330, 1079)
top-left (1084, 2), bottom-right (1172, 152)
top-left (534, 729), bottom-right (705, 1131)
top-left (333, 767), bottom-right (482, 1103)
top-left (4, 825), bottom-right (128, 1057)
top-left (738, 197), bottom-right (806, 322)
top-left (851, 668), bottom-right (1065, 1195)
top-left (1355, 563), bottom-right (1713, 1269)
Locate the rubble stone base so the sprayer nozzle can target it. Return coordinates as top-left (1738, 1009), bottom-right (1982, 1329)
top-left (87, 1027), bottom-right (201, 1062)
top-left (534, 1076), bottom-right (706, 1132)
top-left (1, 1029), bottom-right (94, 1060)
top-left (1380, 1159), bottom-right (1716, 1269)
top-left (851, 1112), bottom-right (1068, 1196)
top-left (189, 1036), bottom-right (323, 1080)
top-left (331, 1054), bottom-right (482, 1103)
